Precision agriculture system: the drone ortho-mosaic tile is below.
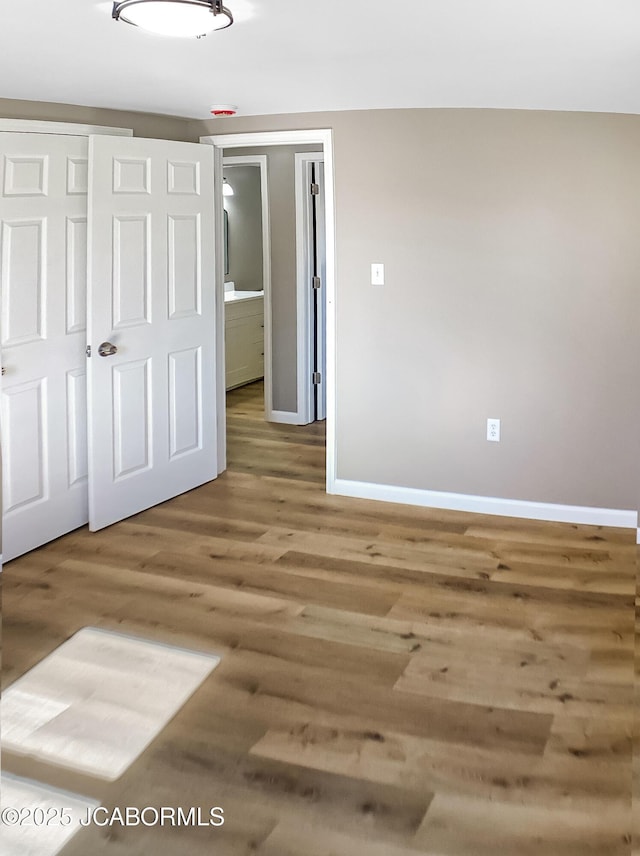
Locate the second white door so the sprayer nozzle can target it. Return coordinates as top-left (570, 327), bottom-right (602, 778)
top-left (87, 135), bottom-right (218, 530)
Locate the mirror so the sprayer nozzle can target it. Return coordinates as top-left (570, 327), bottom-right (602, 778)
top-left (223, 208), bottom-right (229, 276)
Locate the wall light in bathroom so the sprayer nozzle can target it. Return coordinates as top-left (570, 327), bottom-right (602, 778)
top-left (223, 177), bottom-right (234, 197)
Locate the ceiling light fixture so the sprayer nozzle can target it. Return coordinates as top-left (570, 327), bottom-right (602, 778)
top-left (112, 0), bottom-right (233, 38)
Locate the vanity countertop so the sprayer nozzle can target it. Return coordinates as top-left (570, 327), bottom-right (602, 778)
top-left (224, 289), bottom-right (264, 303)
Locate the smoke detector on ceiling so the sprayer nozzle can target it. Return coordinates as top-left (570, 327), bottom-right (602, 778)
top-left (210, 105), bottom-right (238, 116)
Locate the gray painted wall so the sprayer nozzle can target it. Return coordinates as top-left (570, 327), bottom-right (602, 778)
top-left (194, 109), bottom-right (640, 512)
top-left (1, 102), bottom-right (638, 531)
top-left (224, 164), bottom-right (263, 291)
top-left (0, 97), bottom-right (193, 141)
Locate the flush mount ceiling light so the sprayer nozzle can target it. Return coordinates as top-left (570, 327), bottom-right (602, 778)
top-left (112, 0), bottom-right (233, 38)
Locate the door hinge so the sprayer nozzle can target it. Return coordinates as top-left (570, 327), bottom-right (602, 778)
top-left (310, 183), bottom-right (319, 195)
top-left (86, 345), bottom-right (92, 358)
top-left (312, 276), bottom-right (321, 290)
top-left (312, 371), bottom-right (321, 385)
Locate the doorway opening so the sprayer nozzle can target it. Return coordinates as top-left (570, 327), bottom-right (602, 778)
top-left (201, 130), bottom-right (336, 491)
top-left (221, 156), bottom-right (271, 404)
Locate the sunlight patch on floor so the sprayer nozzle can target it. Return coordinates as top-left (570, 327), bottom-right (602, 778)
top-left (0, 774), bottom-right (98, 856)
top-left (1, 627), bottom-right (220, 781)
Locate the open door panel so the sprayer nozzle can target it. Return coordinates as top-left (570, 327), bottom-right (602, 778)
top-left (87, 134), bottom-right (217, 531)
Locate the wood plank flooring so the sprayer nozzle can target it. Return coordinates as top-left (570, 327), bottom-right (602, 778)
top-left (2, 380), bottom-right (636, 855)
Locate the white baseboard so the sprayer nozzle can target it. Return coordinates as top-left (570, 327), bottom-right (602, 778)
top-left (637, 528), bottom-right (640, 545)
top-left (267, 409), bottom-right (306, 425)
top-left (330, 478), bottom-right (637, 530)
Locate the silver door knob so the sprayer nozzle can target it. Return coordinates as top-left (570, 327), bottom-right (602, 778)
top-left (98, 342), bottom-right (118, 357)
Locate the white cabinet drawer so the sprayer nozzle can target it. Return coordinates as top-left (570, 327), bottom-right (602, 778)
top-left (224, 296), bottom-right (264, 390)
top-left (225, 296), bottom-right (263, 321)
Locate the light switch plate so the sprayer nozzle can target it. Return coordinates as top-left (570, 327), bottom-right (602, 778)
top-left (371, 263), bottom-right (384, 285)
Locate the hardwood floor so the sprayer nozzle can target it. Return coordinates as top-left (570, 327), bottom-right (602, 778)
top-left (2, 380), bottom-right (636, 855)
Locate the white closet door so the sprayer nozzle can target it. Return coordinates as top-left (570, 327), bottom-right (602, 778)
top-left (87, 135), bottom-right (217, 531)
top-left (1, 132), bottom-right (89, 561)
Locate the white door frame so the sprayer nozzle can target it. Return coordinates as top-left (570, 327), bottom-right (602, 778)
top-left (200, 130), bottom-right (336, 493)
top-left (222, 155), bottom-right (275, 419)
top-left (295, 151), bottom-right (325, 424)
top-left (0, 119), bottom-right (132, 137)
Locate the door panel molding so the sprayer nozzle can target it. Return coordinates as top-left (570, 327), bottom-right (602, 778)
top-left (168, 346), bottom-right (203, 459)
top-left (3, 377), bottom-right (47, 512)
top-left (65, 217), bottom-right (88, 333)
top-left (1, 218), bottom-right (46, 346)
top-left (66, 368), bottom-right (88, 487)
top-left (112, 214), bottom-right (151, 329)
top-left (112, 358), bottom-right (152, 479)
top-left (168, 214), bottom-right (202, 319)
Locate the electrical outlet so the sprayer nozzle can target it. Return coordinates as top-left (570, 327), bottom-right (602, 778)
top-left (487, 418), bottom-right (500, 442)
top-left (371, 263), bottom-right (384, 285)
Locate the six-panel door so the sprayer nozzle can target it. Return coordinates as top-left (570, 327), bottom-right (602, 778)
top-left (86, 135), bottom-right (218, 531)
top-left (1, 131), bottom-right (220, 558)
top-left (1, 132), bottom-right (90, 561)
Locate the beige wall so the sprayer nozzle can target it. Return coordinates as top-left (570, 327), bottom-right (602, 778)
top-left (193, 109), bottom-right (640, 511)
top-left (224, 164), bottom-right (263, 290)
top-left (0, 98), bottom-right (193, 141)
top-left (1, 102), bottom-right (638, 516)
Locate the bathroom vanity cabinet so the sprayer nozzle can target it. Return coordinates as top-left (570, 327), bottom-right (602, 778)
top-left (224, 292), bottom-right (264, 390)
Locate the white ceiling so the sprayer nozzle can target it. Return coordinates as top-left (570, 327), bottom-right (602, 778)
top-left (1, 0), bottom-right (639, 119)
